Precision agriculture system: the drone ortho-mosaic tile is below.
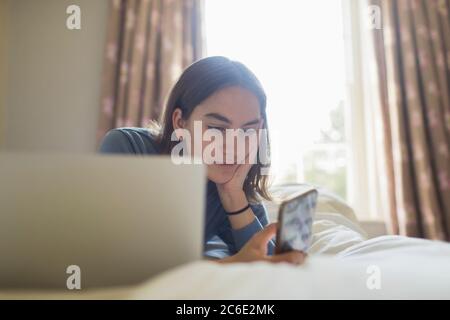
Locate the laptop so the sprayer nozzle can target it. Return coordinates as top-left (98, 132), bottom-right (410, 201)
top-left (0, 153), bottom-right (205, 289)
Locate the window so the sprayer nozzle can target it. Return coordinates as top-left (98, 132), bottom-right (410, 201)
top-left (205, 0), bottom-right (373, 218)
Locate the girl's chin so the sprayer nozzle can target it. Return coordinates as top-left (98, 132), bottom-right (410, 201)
top-left (207, 164), bottom-right (238, 184)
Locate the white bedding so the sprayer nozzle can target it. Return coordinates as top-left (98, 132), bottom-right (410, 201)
top-left (125, 211), bottom-right (449, 300)
top-left (2, 185), bottom-right (449, 299)
top-left (130, 242), bottom-right (450, 299)
top-left (3, 235), bottom-right (449, 299)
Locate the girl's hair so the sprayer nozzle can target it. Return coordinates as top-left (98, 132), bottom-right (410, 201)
top-left (149, 56), bottom-right (271, 202)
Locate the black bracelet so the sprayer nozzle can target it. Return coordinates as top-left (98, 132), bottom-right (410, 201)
top-left (225, 203), bottom-right (251, 215)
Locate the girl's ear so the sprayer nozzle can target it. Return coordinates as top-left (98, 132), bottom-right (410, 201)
top-left (172, 108), bottom-right (185, 140)
top-left (172, 108), bottom-right (185, 138)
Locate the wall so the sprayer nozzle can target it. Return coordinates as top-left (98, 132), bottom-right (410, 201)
top-left (2, 0), bottom-right (109, 153)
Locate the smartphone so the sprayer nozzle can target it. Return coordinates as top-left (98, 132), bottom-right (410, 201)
top-left (275, 189), bottom-right (318, 254)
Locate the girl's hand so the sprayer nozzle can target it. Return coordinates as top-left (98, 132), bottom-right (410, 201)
top-left (216, 134), bottom-right (259, 212)
top-left (218, 223), bottom-right (306, 265)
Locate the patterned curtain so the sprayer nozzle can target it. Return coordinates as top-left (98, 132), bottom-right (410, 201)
top-left (97, 0), bottom-right (204, 143)
top-left (368, 0), bottom-right (450, 240)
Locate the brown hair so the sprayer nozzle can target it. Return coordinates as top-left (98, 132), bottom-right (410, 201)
top-left (149, 56), bottom-right (271, 202)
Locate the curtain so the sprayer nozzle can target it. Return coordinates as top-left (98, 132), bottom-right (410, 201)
top-left (367, 0), bottom-right (450, 240)
top-left (97, 0), bottom-right (204, 143)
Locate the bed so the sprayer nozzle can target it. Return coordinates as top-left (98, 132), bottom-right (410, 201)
top-left (1, 184), bottom-right (449, 299)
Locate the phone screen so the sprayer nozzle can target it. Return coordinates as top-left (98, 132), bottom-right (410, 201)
top-left (276, 190), bottom-right (318, 254)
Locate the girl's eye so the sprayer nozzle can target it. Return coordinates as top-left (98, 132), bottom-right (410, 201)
top-left (207, 126), bottom-right (226, 132)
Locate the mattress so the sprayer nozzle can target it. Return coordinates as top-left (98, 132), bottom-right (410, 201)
top-left (1, 184), bottom-right (449, 299)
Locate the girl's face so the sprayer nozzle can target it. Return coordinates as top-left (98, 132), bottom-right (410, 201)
top-left (172, 86), bottom-right (263, 184)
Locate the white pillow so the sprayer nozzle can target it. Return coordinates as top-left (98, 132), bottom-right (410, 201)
top-left (264, 183), bottom-right (359, 224)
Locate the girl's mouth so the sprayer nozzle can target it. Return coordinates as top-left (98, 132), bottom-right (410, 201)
top-left (217, 163), bottom-right (238, 169)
